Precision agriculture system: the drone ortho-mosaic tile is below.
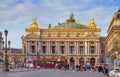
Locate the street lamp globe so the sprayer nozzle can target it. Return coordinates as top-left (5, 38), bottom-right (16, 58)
top-left (4, 29), bottom-right (8, 36)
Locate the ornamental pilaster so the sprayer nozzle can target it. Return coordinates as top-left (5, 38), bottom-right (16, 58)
top-left (85, 41), bottom-right (87, 55)
top-left (87, 41), bottom-right (90, 54)
top-left (76, 41), bottom-right (79, 54)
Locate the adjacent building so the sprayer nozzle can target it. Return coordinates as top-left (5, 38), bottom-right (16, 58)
top-left (22, 13), bottom-right (101, 66)
top-left (2, 48), bottom-right (23, 64)
top-left (106, 8), bottom-right (120, 66)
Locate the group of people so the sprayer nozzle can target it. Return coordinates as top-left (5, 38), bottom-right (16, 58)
top-left (98, 64), bottom-right (109, 75)
top-left (55, 63), bottom-right (109, 75)
top-left (56, 63), bottom-right (89, 71)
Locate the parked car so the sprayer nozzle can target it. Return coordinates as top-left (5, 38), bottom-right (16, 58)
top-left (113, 69), bottom-right (120, 77)
top-left (109, 67), bottom-right (120, 77)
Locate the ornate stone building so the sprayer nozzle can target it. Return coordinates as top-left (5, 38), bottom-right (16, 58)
top-left (106, 8), bottom-right (120, 66)
top-left (22, 13), bottom-right (101, 66)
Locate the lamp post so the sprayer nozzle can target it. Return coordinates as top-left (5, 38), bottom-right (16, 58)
top-left (2, 29), bottom-right (11, 72)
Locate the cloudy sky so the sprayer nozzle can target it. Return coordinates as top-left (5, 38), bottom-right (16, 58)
top-left (0, 0), bottom-right (120, 48)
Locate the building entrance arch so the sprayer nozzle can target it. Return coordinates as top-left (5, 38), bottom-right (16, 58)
top-left (70, 57), bottom-right (75, 65)
top-left (90, 58), bottom-right (95, 66)
top-left (79, 57), bottom-right (84, 65)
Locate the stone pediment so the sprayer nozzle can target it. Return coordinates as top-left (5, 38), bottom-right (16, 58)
top-left (26, 34), bottom-right (39, 39)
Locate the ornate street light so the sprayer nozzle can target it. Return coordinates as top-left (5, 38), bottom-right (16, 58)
top-left (2, 29), bottom-right (11, 72)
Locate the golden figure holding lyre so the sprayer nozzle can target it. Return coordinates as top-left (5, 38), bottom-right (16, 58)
top-left (31, 18), bottom-right (38, 28)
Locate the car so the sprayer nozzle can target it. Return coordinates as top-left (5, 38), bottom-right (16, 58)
top-left (113, 70), bottom-right (120, 77)
top-left (109, 67), bottom-right (120, 77)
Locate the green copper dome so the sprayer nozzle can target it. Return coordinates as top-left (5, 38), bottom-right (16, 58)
top-left (58, 12), bottom-right (87, 28)
top-left (62, 21), bottom-right (87, 28)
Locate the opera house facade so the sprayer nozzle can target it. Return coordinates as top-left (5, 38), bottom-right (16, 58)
top-left (21, 13), bottom-right (101, 66)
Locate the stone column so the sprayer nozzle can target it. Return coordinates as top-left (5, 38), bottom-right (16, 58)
top-left (26, 41), bottom-right (28, 59)
top-left (57, 41), bottom-right (60, 55)
top-left (76, 41), bottom-right (79, 54)
top-left (66, 41), bottom-right (70, 63)
top-left (67, 41), bottom-right (70, 55)
top-left (96, 41), bottom-right (98, 54)
top-left (48, 41), bottom-right (51, 54)
top-left (27, 41), bottom-right (29, 54)
top-left (84, 57), bottom-right (87, 65)
top-left (88, 41), bottom-right (90, 54)
top-left (46, 42), bottom-right (49, 55)
top-left (75, 41), bottom-right (77, 54)
top-left (39, 40), bottom-right (42, 54)
top-left (36, 42), bottom-right (39, 55)
top-left (38, 41), bottom-right (40, 53)
top-left (58, 41), bottom-right (60, 55)
top-left (95, 57), bottom-right (99, 65)
top-left (75, 57), bottom-right (78, 65)
top-left (85, 41), bottom-right (87, 55)
top-left (67, 57), bottom-right (70, 64)
top-left (98, 41), bottom-right (100, 54)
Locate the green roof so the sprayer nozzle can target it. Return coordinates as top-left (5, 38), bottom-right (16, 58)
top-left (57, 12), bottom-right (87, 28)
top-left (62, 21), bottom-right (87, 28)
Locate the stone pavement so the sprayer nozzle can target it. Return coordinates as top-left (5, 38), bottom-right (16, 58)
top-left (0, 67), bottom-right (37, 72)
top-left (0, 69), bottom-right (108, 77)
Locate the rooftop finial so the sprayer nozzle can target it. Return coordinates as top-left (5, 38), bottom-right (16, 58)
top-left (70, 12), bottom-right (74, 19)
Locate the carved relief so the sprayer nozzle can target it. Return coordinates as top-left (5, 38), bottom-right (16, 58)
top-left (60, 32), bottom-right (66, 37)
top-left (66, 33), bottom-right (70, 37)
top-left (73, 32), bottom-right (76, 37)
top-left (78, 32), bottom-right (85, 37)
top-left (54, 32), bottom-right (57, 37)
top-left (51, 32), bottom-right (57, 37)
top-left (43, 32), bottom-right (48, 37)
top-left (26, 34), bottom-right (39, 39)
top-left (57, 32), bottom-right (60, 37)
top-left (85, 32), bottom-right (99, 38)
top-left (48, 33), bottom-right (51, 37)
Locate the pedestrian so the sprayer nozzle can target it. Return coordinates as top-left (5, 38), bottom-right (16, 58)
top-left (98, 65), bottom-right (102, 72)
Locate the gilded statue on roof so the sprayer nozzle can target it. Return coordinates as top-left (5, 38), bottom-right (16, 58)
top-left (31, 18), bottom-right (38, 28)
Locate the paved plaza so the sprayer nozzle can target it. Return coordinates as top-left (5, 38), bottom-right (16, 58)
top-left (0, 69), bottom-right (108, 77)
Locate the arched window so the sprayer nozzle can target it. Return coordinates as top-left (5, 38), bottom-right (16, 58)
top-left (70, 46), bottom-right (74, 54)
top-left (61, 46), bottom-right (65, 54)
top-left (51, 46), bottom-right (56, 54)
top-left (31, 45), bottom-right (35, 53)
top-left (79, 46), bottom-right (84, 54)
top-left (42, 46), bottom-right (46, 54)
top-left (90, 46), bottom-right (95, 54)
